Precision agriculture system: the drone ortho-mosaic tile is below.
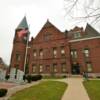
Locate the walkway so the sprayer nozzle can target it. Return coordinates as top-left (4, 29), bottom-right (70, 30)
top-left (0, 78), bottom-right (90, 100)
top-left (60, 78), bottom-right (90, 100)
top-left (0, 81), bottom-right (40, 100)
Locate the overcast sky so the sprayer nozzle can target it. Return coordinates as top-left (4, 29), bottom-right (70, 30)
top-left (0, 0), bottom-right (100, 65)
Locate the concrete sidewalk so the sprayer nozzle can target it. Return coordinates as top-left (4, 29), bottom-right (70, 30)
top-left (60, 78), bottom-right (90, 100)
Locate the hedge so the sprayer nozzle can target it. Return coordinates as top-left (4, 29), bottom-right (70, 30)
top-left (0, 89), bottom-right (8, 97)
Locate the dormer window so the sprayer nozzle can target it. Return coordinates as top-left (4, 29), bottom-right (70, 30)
top-left (74, 32), bottom-right (81, 38)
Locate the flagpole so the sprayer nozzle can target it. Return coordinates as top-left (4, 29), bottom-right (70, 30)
top-left (23, 28), bottom-right (30, 75)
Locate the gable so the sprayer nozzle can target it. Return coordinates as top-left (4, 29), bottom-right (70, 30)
top-left (33, 20), bottom-right (65, 43)
top-left (85, 23), bottom-right (100, 37)
top-left (68, 24), bottom-right (100, 40)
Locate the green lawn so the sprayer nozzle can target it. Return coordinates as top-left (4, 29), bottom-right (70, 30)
top-left (10, 81), bottom-right (67, 100)
top-left (83, 80), bottom-right (100, 100)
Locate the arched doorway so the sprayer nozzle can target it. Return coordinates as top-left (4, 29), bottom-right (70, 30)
top-left (71, 63), bottom-right (80, 74)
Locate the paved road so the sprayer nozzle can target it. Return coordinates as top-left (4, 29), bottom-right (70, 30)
top-left (60, 78), bottom-right (90, 100)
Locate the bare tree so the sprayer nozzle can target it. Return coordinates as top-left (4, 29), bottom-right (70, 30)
top-left (64, 0), bottom-right (100, 25)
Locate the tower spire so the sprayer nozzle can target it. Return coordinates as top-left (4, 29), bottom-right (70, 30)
top-left (16, 16), bottom-right (28, 29)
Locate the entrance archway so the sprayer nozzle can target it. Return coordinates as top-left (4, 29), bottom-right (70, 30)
top-left (71, 63), bottom-right (80, 74)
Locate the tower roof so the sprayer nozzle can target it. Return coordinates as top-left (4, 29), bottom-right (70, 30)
top-left (16, 16), bottom-right (28, 29)
top-left (85, 23), bottom-right (100, 37)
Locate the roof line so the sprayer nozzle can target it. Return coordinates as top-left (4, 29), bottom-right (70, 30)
top-left (69, 36), bottom-right (100, 42)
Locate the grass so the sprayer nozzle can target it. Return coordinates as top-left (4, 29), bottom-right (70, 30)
top-left (83, 80), bottom-right (100, 100)
top-left (10, 81), bottom-right (67, 100)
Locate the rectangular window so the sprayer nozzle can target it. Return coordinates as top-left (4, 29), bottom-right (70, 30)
top-left (44, 33), bottom-right (51, 41)
top-left (16, 54), bottom-right (21, 61)
top-left (84, 49), bottom-right (90, 57)
top-left (39, 65), bottom-right (43, 73)
top-left (39, 49), bottom-right (43, 59)
top-left (53, 64), bottom-right (57, 73)
top-left (71, 49), bottom-right (78, 58)
top-left (61, 63), bottom-right (67, 73)
top-left (45, 65), bottom-right (50, 72)
top-left (86, 62), bottom-right (92, 72)
top-left (61, 46), bottom-right (65, 57)
top-left (33, 50), bottom-right (37, 58)
top-left (53, 47), bottom-right (57, 58)
top-left (32, 64), bottom-right (36, 73)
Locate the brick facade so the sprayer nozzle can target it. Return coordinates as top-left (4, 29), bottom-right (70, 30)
top-left (28, 21), bottom-right (71, 76)
top-left (10, 17), bottom-right (100, 76)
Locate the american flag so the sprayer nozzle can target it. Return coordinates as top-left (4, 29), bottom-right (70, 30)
top-left (17, 28), bottom-right (28, 38)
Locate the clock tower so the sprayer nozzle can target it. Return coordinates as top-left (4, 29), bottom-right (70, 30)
top-left (10, 16), bottom-right (29, 73)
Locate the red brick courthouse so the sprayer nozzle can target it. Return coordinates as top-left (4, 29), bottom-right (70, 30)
top-left (10, 17), bottom-right (100, 76)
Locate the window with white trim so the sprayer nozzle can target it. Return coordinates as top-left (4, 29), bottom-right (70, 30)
top-left (74, 32), bottom-right (81, 38)
top-left (61, 63), bottom-right (67, 73)
top-left (83, 49), bottom-right (90, 57)
top-left (53, 47), bottom-right (57, 58)
top-left (61, 46), bottom-right (65, 56)
top-left (39, 65), bottom-right (43, 73)
top-left (86, 62), bottom-right (92, 72)
top-left (39, 49), bottom-right (43, 59)
top-left (32, 64), bottom-right (36, 73)
top-left (45, 65), bottom-right (50, 72)
top-left (53, 64), bottom-right (57, 72)
top-left (71, 49), bottom-right (78, 58)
